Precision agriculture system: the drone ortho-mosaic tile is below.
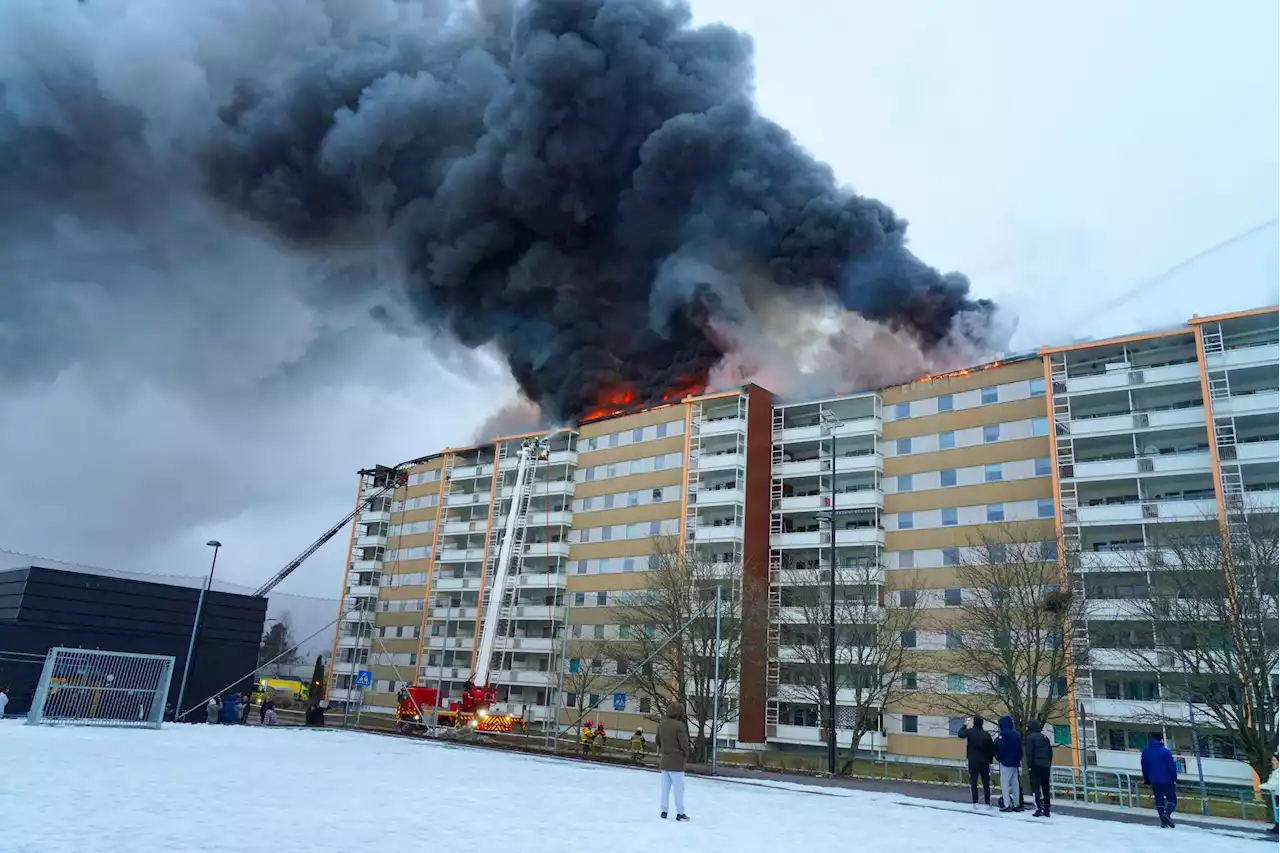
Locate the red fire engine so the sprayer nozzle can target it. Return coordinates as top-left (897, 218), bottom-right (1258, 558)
top-left (393, 437), bottom-right (549, 737)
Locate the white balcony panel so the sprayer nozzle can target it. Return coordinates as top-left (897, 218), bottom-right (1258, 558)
top-left (441, 519), bottom-right (488, 535)
top-left (349, 559), bottom-right (381, 572)
top-left (491, 669), bottom-right (557, 687)
top-left (446, 491), bottom-right (492, 507)
top-left (439, 547), bottom-right (487, 562)
top-left (1092, 749), bottom-right (1256, 787)
top-left (502, 480), bottom-right (576, 499)
top-left (693, 487), bottom-right (744, 507)
top-left (1235, 439), bottom-right (1280, 463)
top-left (360, 510), bottom-right (392, 524)
top-left (449, 463), bottom-right (494, 481)
top-left (522, 541), bottom-right (570, 558)
top-left (495, 637), bottom-right (558, 653)
top-left (698, 416), bottom-right (746, 437)
top-left (692, 524), bottom-right (743, 543)
top-left (1205, 342), bottom-right (1280, 371)
top-left (525, 510), bottom-right (573, 527)
top-left (355, 535), bottom-right (387, 548)
top-left (432, 577), bottom-right (481, 591)
top-left (1085, 648), bottom-right (1166, 670)
top-left (770, 529), bottom-right (884, 549)
top-left (510, 605), bottom-right (565, 621)
top-left (1246, 489), bottom-right (1280, 511)
top-left (1084, 599), bottom-right (1144, 620)
top-left (695, 452), bottom-right (745, 472)
top-left (1084, 698), bottom-right (1212, 727)
top-left (779, 491), bottom-right (883, 513)
top-left (346, 584), bottom-right (379, 598)
top-left (424, 636), bottom-right (471, 650)
top-left (518, 572), bottom-right (567, 588)
top-left (770, 724), bottom-right (885, 752)
top-left (332, 661), bottom-right (358, 676)
top-left (335, 635), bottom-right (372, 650)
top-left (1213, 390), bottom-right (1280, 419)
top-left (430, 606), bottom-right (479, 620)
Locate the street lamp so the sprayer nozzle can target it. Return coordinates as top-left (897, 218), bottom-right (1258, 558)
top-left (175, 540), bottom-right (221, 721)
top-left (819, 409), bottom-right (842, 776)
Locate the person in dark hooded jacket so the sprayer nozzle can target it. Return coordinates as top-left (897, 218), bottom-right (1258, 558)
top-left (994, 716), bottom-right (1024, 811)
top-left (1024, 720), bottom-right (1053, 816)
top-left (1141, 734), bottom-right (1179, 827)
top-left (957, 715), bottom-right (996, 806)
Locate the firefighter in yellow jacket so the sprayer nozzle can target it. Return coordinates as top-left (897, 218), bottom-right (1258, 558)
top-left (580, 721), bottom-right (594, 755)
top-left (630, 728), bottom-right (647, 763)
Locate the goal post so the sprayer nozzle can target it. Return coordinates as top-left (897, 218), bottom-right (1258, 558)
top-left (27, 648), bottom-right (176, 730)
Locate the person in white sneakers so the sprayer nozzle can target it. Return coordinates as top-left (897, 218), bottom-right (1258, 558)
top-left (655, 702), bottom-right (691, 821)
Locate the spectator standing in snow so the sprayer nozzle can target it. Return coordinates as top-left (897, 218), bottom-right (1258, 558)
top-left (1140, 733), bottom-right (1179, 828)
top-left (994, 716), bottom-right (1024, 812)
top-left (1024, 720), bottom-right (1053, 817)
top-left (239, 694), bottom-right (251, 724)
top-left (957, 715), bottom-right (996, 807)
top-left (655, 703), bottom-right (690, 821)
top-left (1262, 750), bottom-right (1278, 835)
top-left (264, 704), bottom-right (279, 726)
top-left (205, 697), bottom-right (219, 724)
top-left (0, 685), bottom-right (9, 718)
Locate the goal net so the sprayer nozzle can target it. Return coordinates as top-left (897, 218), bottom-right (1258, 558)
top-left (27, 647), bottom-right (175, 730)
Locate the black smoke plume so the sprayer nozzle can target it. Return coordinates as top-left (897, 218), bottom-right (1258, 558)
top-left (1, 0), bottom-right (1002, 420)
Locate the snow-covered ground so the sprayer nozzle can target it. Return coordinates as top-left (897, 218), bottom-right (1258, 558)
top-left (0, 721), bottom-right (1263, 853)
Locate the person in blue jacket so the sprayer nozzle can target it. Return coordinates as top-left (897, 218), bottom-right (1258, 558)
top-left (1141, 733), bottom-right (1179, 828)
top-left (994, 716), bottom-right (1024, 812)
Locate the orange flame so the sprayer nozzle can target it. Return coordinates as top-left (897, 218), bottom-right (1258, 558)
top-left (581, 378), bottom-right (707, 422)
top-left (911, 359), bottom-right (1003, 385)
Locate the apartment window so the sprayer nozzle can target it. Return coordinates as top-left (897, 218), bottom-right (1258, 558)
top-left (901, 630), bottom-right (917, 649)
top-left (596, 591), bottom-right (608, 606)
top-left (896, 437), bottom-right (912, 455)
top-left (899, 589), bottom-right (917, 607)
top-left (941, 468), bottom-right (957, 487)
top-left (898, 512), bottom-right (914, 531)
top-left (395, 626), bottom-right (404, 638)
top-left (948, 718), bottom-right (966, 736)
top-left (574, 592), bottom-right (586, 606)
top-left (1030, 377), bottom-right (1046, 396)
top-left (589, 694), bottom-right (601, 708)
top-left (1031, 417), bottom-right (1049, 437)
top-left (655, 422), bottom-right (668, 439)
top-left (945, 630), bottom-right (963, 649)
top-left (1035, 457), bottom-right (1052, 477)
top-left (639, 697), bottom-right (652, 714)
top-left (1052, 677), bottom-right (1068, 698)
top-left (991, 543), bottom-right (1008, 562)
top-left (902, 714), bottom-right (919, 734)
top-left (902, 673), bottom-right (918, 690)
top-left (1039, 540), bottom-right (1058, 561)
top-left (939, 431), bottom-right (956, 450)
top-left (652, 487), bottom-right (663, 500)
top-left (987, 504), bottom-right (1004, 522)
top-left (942, 548), bottom-right (959, 567)
top-left (947, 674), bottom-right (966, 692)
top-left (942, 508), bottom-right (958, 526)
top-left (565, 692), bottom-right (578, 708)
top-left (984, 463), bottom-right (1003, 482)
top-left (899, 550), bottom-right (915, 569)
top-left (981, 386), bottom-right (999, 405)
top-left (1037, 499), bottom-right (1055, 518)
top-left (895, 402), bottom-right (911, 419)
top-left (593, 625), bottom-right (605, 639)
top-left (982, 424), bottom-right (1000, 443)
top-left (898, 474), bottom-right (914, 492)
top-left (937, 394), bottom-right (954, 413)
top-left (944, 587), bottom-right (962, 606)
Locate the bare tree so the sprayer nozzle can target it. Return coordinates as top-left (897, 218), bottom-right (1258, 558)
top-left (781, 560), bottom-right (923, 774)
top-left (943, 527), bottom-right (1086, 735)
top-left (601, 536), bottom-right (765, 762)
top-left (1116, 504), bottom-right (1279, 783)
top-left (560, 641), bottom-right (609, 728)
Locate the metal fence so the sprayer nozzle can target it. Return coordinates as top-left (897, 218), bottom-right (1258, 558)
top-left (26, 648), bottom-right (175, 730)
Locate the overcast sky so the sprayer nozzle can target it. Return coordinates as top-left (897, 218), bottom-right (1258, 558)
top-left (0, 0), bottom-right (1275, 605)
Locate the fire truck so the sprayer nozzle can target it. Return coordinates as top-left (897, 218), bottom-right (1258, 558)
top-left (394, 436), bottom-right (550, 737)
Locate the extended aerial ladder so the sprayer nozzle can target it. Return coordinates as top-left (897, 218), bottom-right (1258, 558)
top-left (454, 436), bottom-right (551, 721)
top-left (251, 456), bottom-right (435, 598)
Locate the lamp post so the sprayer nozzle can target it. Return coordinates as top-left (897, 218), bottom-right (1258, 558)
top-left (819, 409), bottom-right (842, 776)
top-left (175, 540), bottom-right (221, 721)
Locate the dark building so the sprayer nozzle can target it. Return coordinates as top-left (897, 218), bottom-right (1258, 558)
top-left (0, 565), bottom-right (266, 718)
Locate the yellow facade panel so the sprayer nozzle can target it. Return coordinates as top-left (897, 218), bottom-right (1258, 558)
top-left (378, 585), bottom-right (429, 601)
top-left (389, 532), bottom-right (436, 549)
top-left (883, 397), bottom-right (1047, 441)
top-left (566, 572), bottom-right (655, 593)
top-left (569, 538), bottom-right (661, 561)
top-left (884, 519), bottom-right (1056, 551)
top-left (571, 503), bottom-right (679, 530)
top-left (578, 405), bottom-right (689, 439)
top-left (881, 359), bottom-right (1043, 405)
top-left (573, 469), bottom-right (683, 500)
top-left (577, 434), bottom-right (687, 467)
top-left (884, 478), bottom-right (1053, 514)
top-left (883, 437), bottom-right (1050, 476)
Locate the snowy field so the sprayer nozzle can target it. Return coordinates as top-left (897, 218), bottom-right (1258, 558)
top-left (0, 720), bottom-right (1263, 853)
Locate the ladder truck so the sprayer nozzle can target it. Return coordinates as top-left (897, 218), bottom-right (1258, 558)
top-left (395, 436), bottom-right (551, 736)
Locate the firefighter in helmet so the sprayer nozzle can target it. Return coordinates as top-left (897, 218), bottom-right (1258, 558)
top-left (630, 728), bottom-right (646, 763)
top-left (594, 722), bottom-right (607, 749)
top-left (581, 721), bottom-right (594, 755)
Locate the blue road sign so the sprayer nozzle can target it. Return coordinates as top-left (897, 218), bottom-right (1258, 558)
top-left (613, 692), bottom-right (626, 711)
top-left (355, 670), bottom-right (373, 689)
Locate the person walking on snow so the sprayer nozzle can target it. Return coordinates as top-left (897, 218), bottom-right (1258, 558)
top-left (205, 697), bottom-right (219, 724)
top-left (957, 715), bottom-right (996, 807)
top-left (1141, 733), bottom-right (1179, 828)
top-left (630, 728), bottom-right (647, 763)
top-left (655, 702), bottom-right (691, 821)
top-left (994, 716), bottom-right (1024, 812)
top-left (1024, 720), bottom-right (1053, 817)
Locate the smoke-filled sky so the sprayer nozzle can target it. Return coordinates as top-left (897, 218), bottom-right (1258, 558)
top-left (1, 0), bottom-right (1275, 599)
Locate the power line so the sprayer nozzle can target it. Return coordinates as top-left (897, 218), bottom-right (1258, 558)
top-left (1067, 216), bottom-right (1279, 332)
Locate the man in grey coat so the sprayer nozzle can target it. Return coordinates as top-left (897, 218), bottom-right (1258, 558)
top-left (655, 702), bottom-right (691, 821)
top-left (1024, 720), bottom-right (1054, 817)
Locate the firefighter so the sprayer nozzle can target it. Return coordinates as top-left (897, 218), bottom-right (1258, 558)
top-left (581, 721), bottom-right (594, 755)
top-left (630, 728), bottom-right (647, 763)
top-left (594, 722), bottom-right (607, 749)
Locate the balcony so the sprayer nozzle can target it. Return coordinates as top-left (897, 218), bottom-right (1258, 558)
top-left (1204, 341), bottom-right (1280, 371)
top-left (697, 416), bottom-right (745, 437)
top-left (1063, 361), bottom-right (1200, 395)
top-left (770, 528), bottom-right (885, 549)
top-left (523, 541), bottom-right (570, 559)
top-left (692, 523), bottom-right (743, 543)
top-left (509, 604), bottom-right (565, 621)
top-left (342, 609), bottom-right (376, 624)
top-left (349, 558), bottom-right (382, 572)
top-left (501, 480), bottom-right (576, 499)
top-left (1084, 598), bottom-right (1145, 620)
top-left (336, 634), bottom-right (372, 649)
top-left (773, 453), bottom-right (881, 479)
top-left (1235, 439), bottom-right (1280, 463)
top-left (1084, 648), bottom-right (1166, 670)
top-left (692, 487), bottom-right (744, 507)
top-left (490, 668), bottom-right (557, 687)
top-left (355, 534), bottom-right (387, 548)
top-left (1075, 497), bottom-right (1217, 525)
top-left (518, 572), bottom-right (567, 588)
top-left (769, 724), bottom-right (886, 752)
top-left (332, 661), bottom-right (360, 676)
top-left (1083, 697), bottom-right (1213, 727)
top-left (419, 665), bottom-right (468, 683)
top-left (433, 576), bottom-right (481, 592)
top-left (1071, 450), bottom-right (1213, 481)
top-left (430, 606), bottom-right (479, 620)
top-left (1093, 748), bottom-right (1256, 788)
top-left (441, 519), bottom-right (488, 536)
top-left (494, 636), bottom-right (558, 653)
top-left (424, 636), bottom-right (472, 650)
top-left (500, 449), bottom-right (579, 469)
top-left (694, 451), bottom-right (744, 472)
top-left (525, 510), bottom-right (573, 528)
top-left (1068, 406), bottom-right (1205, 437)
top-left (360, 509), bottom-right (392, 525)
top-left (778, 490), bottom-right (883, 513)
top-left (1211, 389), bottom-right (1280, 419)
top-left (449, 463), bottom-right (495, 481)
top-left (775, 418), bottom-right (882, 445)
top-left (346, 584), bottom-right (379, 598)
top-left (439, 547), bottom-right (487, 563)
